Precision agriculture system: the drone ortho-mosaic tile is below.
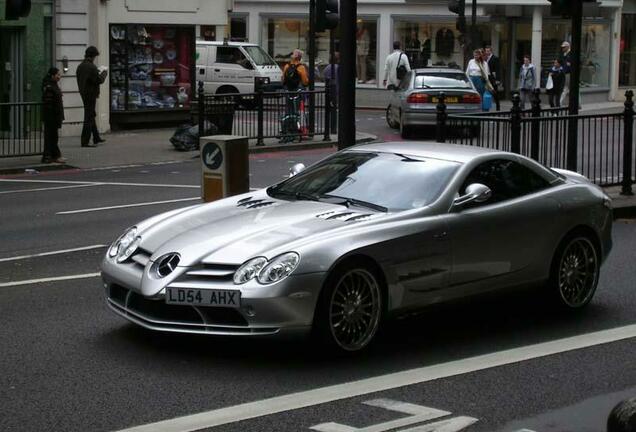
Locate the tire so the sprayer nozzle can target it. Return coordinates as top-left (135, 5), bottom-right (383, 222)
top-left (314, 260), bottom-right (383, 353)
top-left (386, 105), bottom-right (399, 129)
top-left (548, 234), bottom-right (600, 309)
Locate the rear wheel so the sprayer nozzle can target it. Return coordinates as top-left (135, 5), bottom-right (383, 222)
top-left (314, 261), bottom-right (383, 352)
top-left (548, 234), bottom-right (600, 309)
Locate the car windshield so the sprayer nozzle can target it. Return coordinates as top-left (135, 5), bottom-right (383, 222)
top-left (244, 46), bottom-right (278, 66)
top-left (267, 151), bottom-right (461, 212)
top-left (415, 73), bottom-right (472, 89)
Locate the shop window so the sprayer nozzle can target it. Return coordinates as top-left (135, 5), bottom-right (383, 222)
top-left (109, 24), bottom-right (194, 112)
top-left (620, 14), bottom-right (636, 87)
top-left (261, 16), bottom-right (378, 84)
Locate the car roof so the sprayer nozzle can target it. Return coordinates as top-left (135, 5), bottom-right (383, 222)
top-left (350, 141), bottom-right (507, 163)
top-left (413, 68), bottom-right (464, 74)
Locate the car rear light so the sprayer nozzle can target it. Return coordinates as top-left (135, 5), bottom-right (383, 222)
top-left (462, 94), bottom-right (481, 104)
top-left (407, 93), bottom-right (429, 104)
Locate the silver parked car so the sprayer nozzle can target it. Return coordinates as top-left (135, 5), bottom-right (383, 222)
top-left (386, 68), bottom-right (482, 138)
top-left (102, 142), bottom-right (613, 352)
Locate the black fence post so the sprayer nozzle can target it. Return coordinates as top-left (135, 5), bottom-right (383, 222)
top-left (323, 87), bottom-right (331, 142)
top-left (256, 86), bottom-right (265, 146)
top-left (621, 90), bottom-right (634, 196)
top-left (510, 92), bottom-right (522, 154)
top-left (530, 88), bottom-right (541, 161)
top-left (197, 81), bottom-right (204, 150)
top-left (436, 92), bottom-right (447, 143)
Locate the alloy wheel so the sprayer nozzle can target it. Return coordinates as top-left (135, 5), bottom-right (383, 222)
top-left (557, 237), bottom-right (599, 308)
top-left (328, 268), bottom-right (381, 351)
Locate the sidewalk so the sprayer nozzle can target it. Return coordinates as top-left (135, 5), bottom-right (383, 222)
top-left (0, 129), bottom-right (376, 174)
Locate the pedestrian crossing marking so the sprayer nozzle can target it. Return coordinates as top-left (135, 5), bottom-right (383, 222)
top-left (309, 398), bottom-right (476, 432)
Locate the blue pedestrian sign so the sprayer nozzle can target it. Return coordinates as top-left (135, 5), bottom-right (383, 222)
top-left (202, 142), bottom-right (223, 170)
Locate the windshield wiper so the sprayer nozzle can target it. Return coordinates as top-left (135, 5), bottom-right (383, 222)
top-left (267, 187), bottom-right (320, 202)
top-left (322, 194), bottom-right (387, 212)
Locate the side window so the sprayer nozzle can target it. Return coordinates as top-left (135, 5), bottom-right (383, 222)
top-left (461, 159), bottom-right (550, 205)
top-left (216, 47), bottom-right (250, 68)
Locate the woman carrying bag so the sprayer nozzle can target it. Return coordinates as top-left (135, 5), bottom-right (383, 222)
top-left (547, 59), bottom-right (566, 108)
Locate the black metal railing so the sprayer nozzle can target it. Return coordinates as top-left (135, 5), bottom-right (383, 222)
top-left (193, 81), bottom-right (334, 147)
top-left (0, 102), bottom-right (45, 158)
top-left (436, 89), bottom-right (635, 194)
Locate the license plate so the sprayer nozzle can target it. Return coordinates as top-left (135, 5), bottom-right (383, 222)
top-left (165, 287), bottom-right (241, 308)
top-left (432, 96), bottom-right (458, 103)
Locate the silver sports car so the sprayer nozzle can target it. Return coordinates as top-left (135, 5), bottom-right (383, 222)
top-left (101, 142), bottom-right (613, 352)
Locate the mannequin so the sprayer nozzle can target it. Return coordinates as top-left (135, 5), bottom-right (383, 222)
top-left (356, 22), bottom-right (370, 83)
top-left (421, 31), bottom-right (431, 67)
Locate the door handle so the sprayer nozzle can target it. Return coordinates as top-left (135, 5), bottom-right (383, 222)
top-left (214, 68), bottom-right (221, 72)
top-left (433, 231), bottom-right (448, 240)
top-left (199, 68), bottom-right (205, 75)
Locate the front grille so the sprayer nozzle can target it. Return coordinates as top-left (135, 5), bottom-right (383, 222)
top-left (168, 263), bottom-right (239, 288)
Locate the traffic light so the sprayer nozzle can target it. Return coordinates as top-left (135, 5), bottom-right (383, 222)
top-left (448, 0), bottom-right (465, 16)
top-left (316, 0), bottom-right (339, 33)
top-left (5, 0), bottom-right (31, 20)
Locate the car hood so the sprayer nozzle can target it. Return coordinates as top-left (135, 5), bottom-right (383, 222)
top-left (138, 192), bottom-right (385, 266)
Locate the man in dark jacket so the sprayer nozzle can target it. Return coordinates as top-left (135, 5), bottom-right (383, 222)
top-left (484, 46), bottom-right (501, 111)
top-left (76, 46), bottom-right (107, 147)
top-left (42, 67), bottom-right (65, 163)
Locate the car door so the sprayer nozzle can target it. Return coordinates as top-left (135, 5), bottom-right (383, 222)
top-left (195, 45), bottom-right (212, 92)
top-left (446, 158), bottom-right (559, 291)
top-left (214, 46), bottom-right (254, 93)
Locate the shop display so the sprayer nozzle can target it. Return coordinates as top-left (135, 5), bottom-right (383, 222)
top-left (109, 24), bottom-right (194, 112)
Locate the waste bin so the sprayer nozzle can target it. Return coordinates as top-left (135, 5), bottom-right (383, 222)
top-left (207, 95), bottom-right (236, 135)
top-left (200, 135), bottom-right (249, 202)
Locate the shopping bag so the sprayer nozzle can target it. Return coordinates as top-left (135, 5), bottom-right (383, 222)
top-left (546, 75), bottom-right (554, 90)
top-left (482, 90), bottom-right (493, 111)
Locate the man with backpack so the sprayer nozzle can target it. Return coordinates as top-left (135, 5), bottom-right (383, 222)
top-left (282, 49), bottom-right (309, 91)
top-left (383, 41), bottom-right (411, 90)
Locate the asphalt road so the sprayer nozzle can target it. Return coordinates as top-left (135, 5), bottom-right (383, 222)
top-left (1, 150), bottom-right (635, 432)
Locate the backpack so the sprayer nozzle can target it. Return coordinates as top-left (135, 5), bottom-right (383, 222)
top-left (396, 53), bottom-right (407, 81)
top-left (284, 63), bottom-right (302, 90)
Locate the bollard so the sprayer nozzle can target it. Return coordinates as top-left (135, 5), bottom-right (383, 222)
top-left (200, 135), bottom-right (249, 202)
top-left (530, 88), bottom-right (541, 161)
top-left (197, 81), bottom-right (204, 150)
top-left (510, 92), bottom-right (522, 155)
top-left (621, 90), bottom-right (634, 196)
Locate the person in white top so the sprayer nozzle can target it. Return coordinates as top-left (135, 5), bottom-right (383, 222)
top-left (383, 41), bottom-right (411, 90)
top-left (466, 49), bottom-right (490, 96)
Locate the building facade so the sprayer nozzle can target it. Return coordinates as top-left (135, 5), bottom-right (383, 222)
top-left (55, 0), bottom-right (230, 136)
top-left (232, 0), bottom-right (625, 104)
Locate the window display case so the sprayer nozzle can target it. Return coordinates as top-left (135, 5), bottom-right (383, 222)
top-left (109, 24), bottom-right (194, 118)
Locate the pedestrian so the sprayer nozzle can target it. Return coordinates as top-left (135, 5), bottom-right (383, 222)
top-left (466, 49), bottom-right (493, 111)
top-left (484, 45), bottom-right (502, 111)
top-left (41, 67), bottom-right (66, 164)
top-left (282, 49), bottom-right (309, 91)
top-left (323, 51), bottom-right (340, 130)
top-left (518, 54), bottom-right (536, 110)
top-left (76, 45), bottom-right (107, 148)
top-left (547, 59), bottom-right (566, 109)
top-left (558, 41), bottom-right (572, 107)
top-left (383, 41), bottom-right (411, 90)
top-left (405, 30), bottom-right (421, 68)
top-left (607, 397), bottom-right (636, 432)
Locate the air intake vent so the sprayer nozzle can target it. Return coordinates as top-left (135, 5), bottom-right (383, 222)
top-left (237, 198), bottom-right (276, 209)
top-left (316, 211), bottom-right (374, 222)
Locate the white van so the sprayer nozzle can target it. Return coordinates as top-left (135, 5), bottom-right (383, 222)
top-left (196, 41), bottom-right (283, 94)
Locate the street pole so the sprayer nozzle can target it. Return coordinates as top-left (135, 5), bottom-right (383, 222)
top-left (308, 0), bottom-right (316, 136)
top-left (566, 0), bottom-right (582, 171)
top-left (338, 0), bottom-right (356, 149)
top-left (471, 0), bottom-right (477, 52)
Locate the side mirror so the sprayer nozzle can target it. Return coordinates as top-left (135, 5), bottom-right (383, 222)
top-left (289, 163), bottom-right (306, 177)
top-left (453, 183), bottom-right (492, 209)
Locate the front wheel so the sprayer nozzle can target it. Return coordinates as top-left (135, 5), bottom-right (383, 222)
top-left (548, 235), bottom-right (600, 309)
top-left (315, 263), bottom-right (383, 352)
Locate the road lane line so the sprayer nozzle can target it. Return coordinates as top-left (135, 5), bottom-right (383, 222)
top-left (0, 179), bottom-right (200, 188)
top-left (400, 416), bottom-right (479, 432)
top-left (116, 323), bottom-right (636, 432)
top-left (0, 184), bottom-right (100, 194)
top-left (0, 273), bottom-right (100, 288)
top-left (0, 244), bottom-right (107, 262)
top-left (57, 197), bottom-right (201, 214)
top-left (363, 399), bottom-right (449, 416)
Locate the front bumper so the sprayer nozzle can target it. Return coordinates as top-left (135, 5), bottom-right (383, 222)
top-left (102, 271), bottom-right (326, 337)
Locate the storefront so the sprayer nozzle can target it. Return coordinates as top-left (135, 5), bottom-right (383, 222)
top-left (234, 0), bottom-right (622, 104)
top-left (620, 0), bottom-right (636, 88)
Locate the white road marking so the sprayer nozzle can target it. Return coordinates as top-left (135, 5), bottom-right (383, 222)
top-left (0, 272), bottom-right (100, 288)
top-left (0, 244), bottom-right (107, 262)
top-left (57, 197), bottom-right (201, 214)
top-left (0, 179), bottom-right (200, 188)
top-left (400, 416), bottom-right (478, 432)
top-left (0, 184), bottom-right (99, 195)
top-left (116, 324), bottom-right (636, 432)
top-left (363, 399), bottom-right (448, 417)
top-left (311, 424), bottom-right (357, 432)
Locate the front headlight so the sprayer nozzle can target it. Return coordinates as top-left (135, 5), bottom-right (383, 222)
top-left (108, 227), bottom-right (140, 263)
top-left (234, 257), bottom-right (268, 284)
top-left (257, 252), bottom-right (300, 285)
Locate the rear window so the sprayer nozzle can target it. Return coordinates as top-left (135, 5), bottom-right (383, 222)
top-left (415, 73), bottom-right (471, 89)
